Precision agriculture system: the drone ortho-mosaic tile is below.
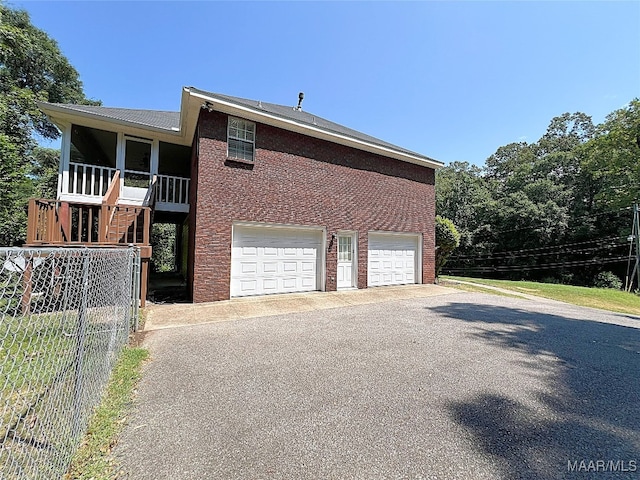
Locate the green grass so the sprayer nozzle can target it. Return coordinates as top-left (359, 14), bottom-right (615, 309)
top-left (0, 312), bottom-right (76, 436)
top-left (64, 346), bottom-right (149, 480)
top-left (442, 276), bottom-right (640, 316)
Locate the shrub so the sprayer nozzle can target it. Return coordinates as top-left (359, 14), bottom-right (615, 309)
top-left (435, 215), bottom-right (460, 277)
top-left (151, 223), bottom-right (177, 273)
top-left (593, 271), bottom-right (623, 290)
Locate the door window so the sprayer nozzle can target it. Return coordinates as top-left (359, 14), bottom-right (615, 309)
top-left (338, 236), bottom-right (352, 262)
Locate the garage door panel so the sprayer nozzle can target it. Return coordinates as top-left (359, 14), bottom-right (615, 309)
top-left (241, 262), bottom-right (257, 274)
top-left (239, 279), bottom-right (257, 294)
top-left (231, 226), bottom-right (323, 297)
top-left (368, 233), bottom-right (419, 287)
top-left (262, 279), bottom-right (278, 292)
top-left (263, 262), bottom-right (277, 273)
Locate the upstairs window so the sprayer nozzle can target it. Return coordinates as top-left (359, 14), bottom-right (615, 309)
top-left (227, 117), bottom-right (255, 162)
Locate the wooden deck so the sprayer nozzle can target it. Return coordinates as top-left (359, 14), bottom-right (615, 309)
top-left (25, 171), bottom-right (153, 306)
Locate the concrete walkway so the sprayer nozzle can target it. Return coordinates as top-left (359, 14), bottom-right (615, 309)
top-left (143, 284), bottom-right (458, 330)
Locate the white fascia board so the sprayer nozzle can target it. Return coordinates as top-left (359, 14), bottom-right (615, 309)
top-left (185, 90), bottom-right (444, 170)
top-left (37, 102), bottom-right (192, 146)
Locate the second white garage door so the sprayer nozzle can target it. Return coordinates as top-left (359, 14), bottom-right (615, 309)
top-left (231, 225), bottom-right (324, 297)
top-left (368, 233), bottom-right (420, 287)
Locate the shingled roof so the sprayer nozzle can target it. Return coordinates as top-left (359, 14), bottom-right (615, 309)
top-left (189, 88), bottom-right (437, 163)
top-left (39, 88), bottom-right (442, 168)
top-left (40, 104), bottom-right (180, 131)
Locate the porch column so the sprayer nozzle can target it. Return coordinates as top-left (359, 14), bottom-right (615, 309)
top-left (59, 124), bottom-right (72, 198)
top-left (116, 132), bottom-right (126, 192)
top-left (150, 139), bottom-right (159, 178)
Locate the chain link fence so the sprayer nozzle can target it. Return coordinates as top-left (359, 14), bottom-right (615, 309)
top-left (0, 247), bottom-right (140, 479)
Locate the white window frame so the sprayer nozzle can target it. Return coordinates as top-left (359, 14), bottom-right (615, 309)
top-left (227, 116), bottom-right (255, 162)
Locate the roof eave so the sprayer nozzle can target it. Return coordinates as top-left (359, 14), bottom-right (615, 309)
top-left (36, 101), bottom-right (191, 145)
top-left (184, 88), bottom-right (444, 170)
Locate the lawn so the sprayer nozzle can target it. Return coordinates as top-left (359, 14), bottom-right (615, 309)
top-left (442, 276), bottom-right (640, 316)
top-left (0, 307), bottom-right (132, 479)
top-left (64, 346), bottom-right (148, 480)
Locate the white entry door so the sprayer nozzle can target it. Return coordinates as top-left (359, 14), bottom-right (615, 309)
top-left (337, 233), bottom-right (356, 289)
top-left (231, 224), bottom-right (324, 297)
top-left (368, 233), bottom-right (420, 287)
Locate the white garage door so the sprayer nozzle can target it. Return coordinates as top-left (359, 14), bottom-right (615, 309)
top-left (231, 225), bottom-right (323, 297)
top-left (368, 233), bottom-right (420, 287)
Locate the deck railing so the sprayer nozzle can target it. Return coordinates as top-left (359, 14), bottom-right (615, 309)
top-left (68, 162), bottom-right (116, 197)
top-left (156, 174), bottom-right (190, 205)
top-left (27, 170), bottom-right (152, 307)
top-left (65, 163), bottom-right (189, 207)
top-left (27, 199), bottom-right (150, 247)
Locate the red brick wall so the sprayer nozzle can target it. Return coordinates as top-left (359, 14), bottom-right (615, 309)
top-left (189, 110), bottom-right (436, 302)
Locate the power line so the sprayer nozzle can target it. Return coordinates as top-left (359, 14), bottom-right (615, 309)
top-left (450, 235), bottom-right (626, 260)
top-left (450, 243), bottom-right (627, 262)
top-left (445, 256), bottom-right (629, 273)
top-left (477, 206), bottom-right (630, 236)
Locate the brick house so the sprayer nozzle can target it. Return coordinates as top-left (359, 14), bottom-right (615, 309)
top-left (33, 87), bottom-right (443, 303)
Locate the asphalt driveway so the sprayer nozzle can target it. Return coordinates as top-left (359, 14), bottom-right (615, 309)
top-left (116, 292), bottom-right (640, 479)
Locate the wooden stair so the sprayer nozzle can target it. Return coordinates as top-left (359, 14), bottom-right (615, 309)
top-left (26, 170), bottom-right (153, 306)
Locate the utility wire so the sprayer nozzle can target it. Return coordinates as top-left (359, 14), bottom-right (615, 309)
top-left (446, 256), bottom-right (628, 273)
top-left (450, 243), bottom-right (628, 262)
top-left (450, 235), bottom-right (626, 260)
top-left (478, 206), bottom-right (630, 236)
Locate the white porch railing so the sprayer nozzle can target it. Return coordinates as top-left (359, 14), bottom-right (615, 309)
top-left (64, 163), bottom-right (189, 211)
top-left (68, 162), bottom-right (116, 197)
top-left (157, 174), bottom-right (190, 205)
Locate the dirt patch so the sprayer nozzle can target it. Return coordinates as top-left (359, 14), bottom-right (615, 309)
top-left (129, 330), bottom-right (151, 348)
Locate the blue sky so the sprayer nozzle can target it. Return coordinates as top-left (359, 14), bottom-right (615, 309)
top-left (12, 1), bottom-right (640, 166)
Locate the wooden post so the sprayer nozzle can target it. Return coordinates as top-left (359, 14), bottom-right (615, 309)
top-left (143, 208), bottom-right (151, 245)
top-left (46, 202), bottom-right (55, 242)
top-left (26, 198), bottom-right (37, 244)
top-left (140, 258), bottom-right (149, 307)
top-left (59, 201), bottom-right (71, 242)
top-left (21, 257), bottom-right (33, 315)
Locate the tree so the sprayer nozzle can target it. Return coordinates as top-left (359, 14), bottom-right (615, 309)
top-left (32, 146), bottom-right (60, 199)
top-left (435, 215), bottom-right (460, 277)
top-left (437, 106), bottom-right (633, 284)
top-left (580, 99), bottom-right (640, 210)
top-left (151, 223), bottom-right (177, 273)
top-left (435, 161), bottom-right (493, 254)
top-left (0, 2), bottom-right (98, 244)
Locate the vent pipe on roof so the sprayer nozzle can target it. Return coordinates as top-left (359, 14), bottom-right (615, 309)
top-left (295, 92), bottom-right (304, 111)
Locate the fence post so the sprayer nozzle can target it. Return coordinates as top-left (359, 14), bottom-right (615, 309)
top-left (73, 250), bottom-right (90, 437)
top-left (20, 255), bottom-right (33, 315)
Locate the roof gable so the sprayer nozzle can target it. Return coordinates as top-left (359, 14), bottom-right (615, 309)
top-left (191, 88), bottom-right (434, 162)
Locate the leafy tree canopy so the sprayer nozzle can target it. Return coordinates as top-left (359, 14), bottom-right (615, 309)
top-left (0, 2), bottom-right (98, 245)
top-left (435, 215), bottom-right (460, 277)
top-left (437, 100), bottom-right (639, 287)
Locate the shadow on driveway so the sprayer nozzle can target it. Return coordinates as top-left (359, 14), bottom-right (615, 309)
top-left (430, 302), bottom-right (640, 479)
